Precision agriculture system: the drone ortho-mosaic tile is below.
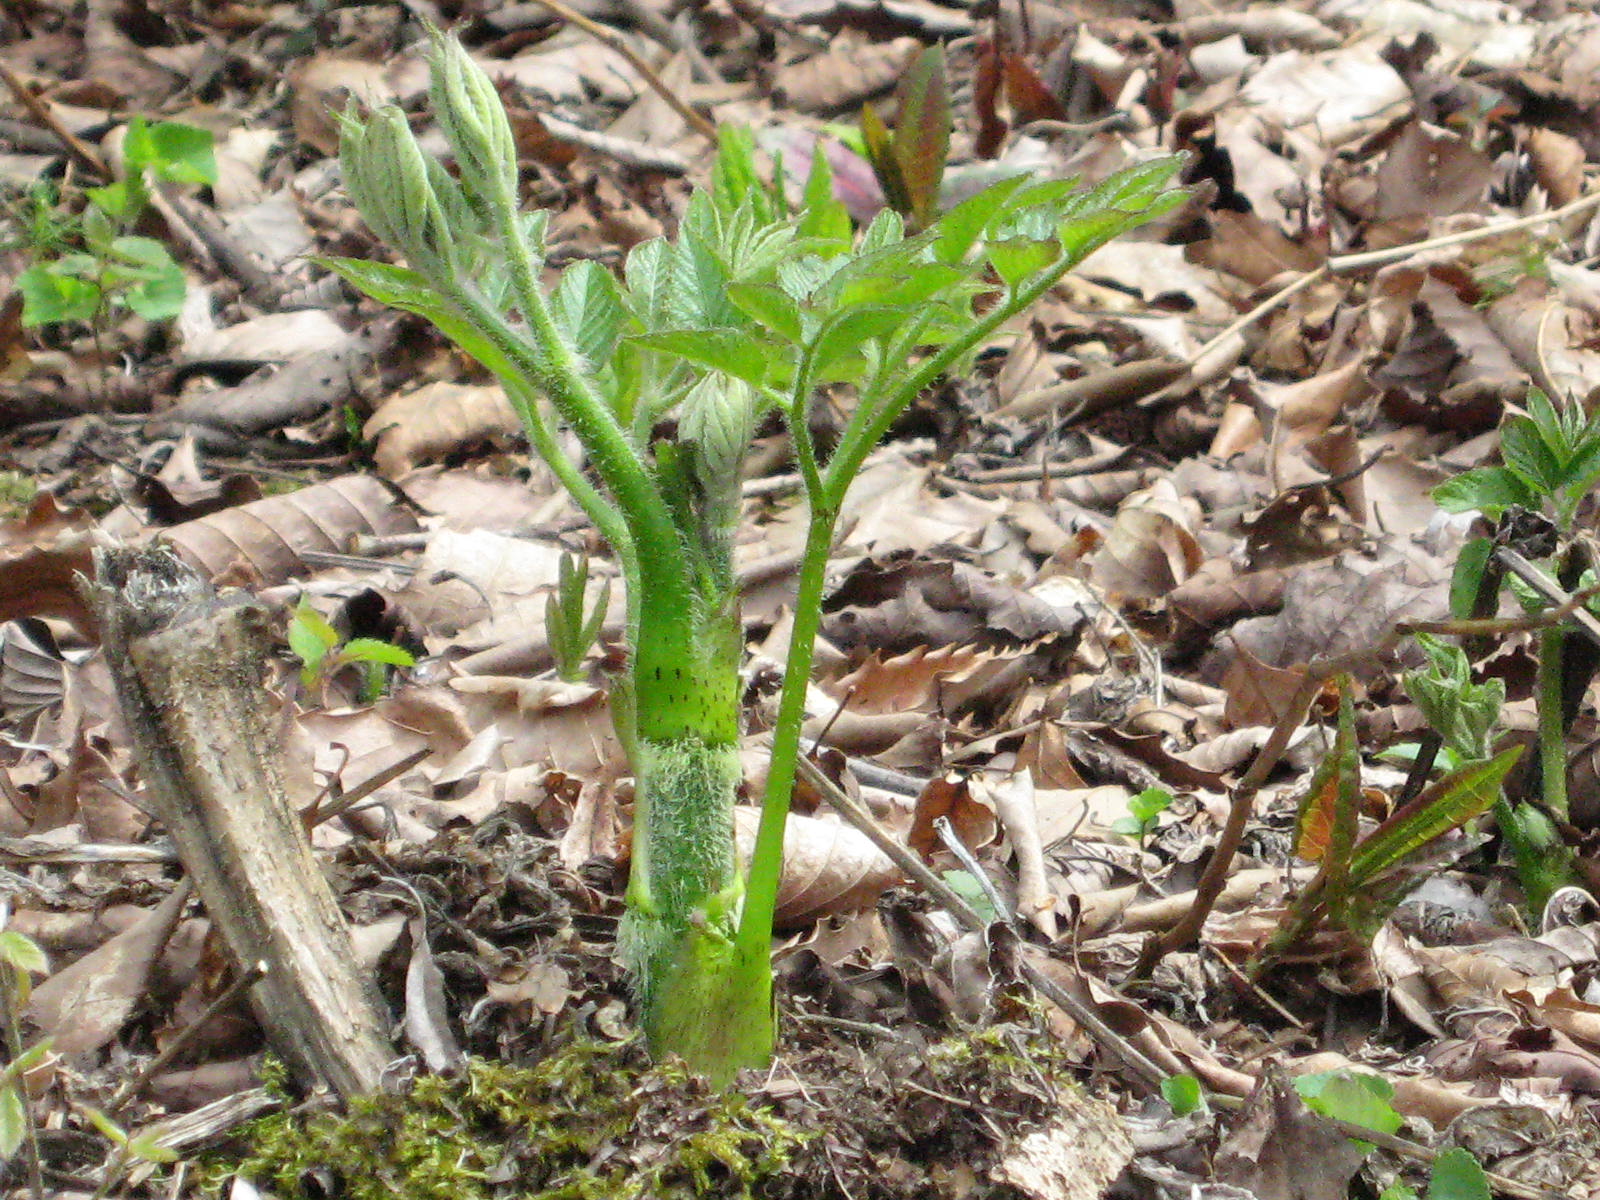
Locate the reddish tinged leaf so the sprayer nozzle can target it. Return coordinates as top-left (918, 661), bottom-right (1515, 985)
top-left (974, 38), bottom-right (1008, 159)
top-left (891, 43), bottom-right (951, 228)
top-left (1000, 50), bottom-right (1066, 126)
top-left (1294, 681), bottom-right (1359, 909)
top-left (859, 102), bottom-right (909, 217)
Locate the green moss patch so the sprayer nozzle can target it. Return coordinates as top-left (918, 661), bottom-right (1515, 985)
top-left (218, 1040), bottom-right (809, 1200)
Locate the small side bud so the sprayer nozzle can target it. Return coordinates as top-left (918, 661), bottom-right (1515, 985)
top-left (680, 376), bottom-right (756, 511)
top-left (428, 30), bottom-right (519, 209)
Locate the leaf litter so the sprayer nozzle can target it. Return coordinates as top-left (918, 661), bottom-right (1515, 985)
top-left (5, 0), bottom-right (1600, 1196)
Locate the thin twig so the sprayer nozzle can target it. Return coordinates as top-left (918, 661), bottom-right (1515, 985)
top-left (0, 60), bottom-right (109, 179)
top-left (1187, 188), bottom-right (1600, 369)
top-left (932, 815), bottom-right (1012, 922)
top-left (796, 754), bottom-right (1172, 1092)
top-left (1493, 548), bottom-right (1600, 650)
top-left (521, 0), bottom-right (718, 143)
top-left (105, 948), bottom-right (261, 1117)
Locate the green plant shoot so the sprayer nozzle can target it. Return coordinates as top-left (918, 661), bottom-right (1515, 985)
top-left (546, 551), bottom-right (611, 682)
top-left (15, 118), bottom-right (215, 329)
top-left (860, 44), bottom-right (951, 228)
top-left (325, 26), bottom-right (1186, 1083)
top-left (1432, 386), bottom-right (1600, 903)
top-left (288, 601), bottom-right (415, 704)
top-left (1113, 786), bottom-right (1174, 841)
top-left (0, 925), bottom-right (49, 1179)
top-left (1260, 679), bottom-right (1522, 970)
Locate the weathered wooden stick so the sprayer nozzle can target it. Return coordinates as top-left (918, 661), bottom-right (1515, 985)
top-left (83, 545), bottom-right (392, 1098)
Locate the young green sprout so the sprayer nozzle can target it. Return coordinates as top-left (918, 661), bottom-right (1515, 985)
top-left (325, 26), bottom-right (1186, 1083)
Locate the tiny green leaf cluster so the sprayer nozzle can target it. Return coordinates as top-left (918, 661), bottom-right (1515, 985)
top-left (13, 118), bottom-right (215, 328)
top-left (1434, 386), bottom-right (1600, 531)
top-left (287, 600), bottom-right (416, 704)
top-left (1113, 786), bottom-right (1174, 840)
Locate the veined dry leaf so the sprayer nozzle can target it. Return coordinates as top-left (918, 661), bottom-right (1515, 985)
top-left (158, 474), bottom-right (418, 586)
top-left (1089, 480), bottom-right (1204, 601)
top-left (831, 645), bottom-right (997, 714)
top-left (774, 33), bottom-right (921, 115)
top-left (732, 807), bottom-right (901, 929)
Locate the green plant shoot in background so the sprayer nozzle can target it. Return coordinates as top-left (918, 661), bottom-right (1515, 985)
top-left (287, 600), bottom-right (416, 705)
top-left (1433, 386), bottom-right (1600, 911)
top-left (546, 550), bottom-right (611, 682)
top-left (13, 118), bottom-right (215, 330)
top-left (1258, 679), bottom-right (1519, 973)
top-left (325, 27), bottom-right (1185, 1083)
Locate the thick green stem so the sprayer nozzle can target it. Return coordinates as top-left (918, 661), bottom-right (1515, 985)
top-left (621, 591), bottom-right (771, 1081)
top-left (736, 495), bottom-right (838, 963)
top-left (1538, 626), bottom-right (1569, 820)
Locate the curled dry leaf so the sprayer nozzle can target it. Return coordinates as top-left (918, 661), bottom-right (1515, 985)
top-left (1089, 479), bottom-right (1204, 601)
top-left (907, 775), bottom-right (997, 860)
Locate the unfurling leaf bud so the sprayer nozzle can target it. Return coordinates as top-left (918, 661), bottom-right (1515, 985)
top-left (679, 376), bottom-right (756, 515)
top-left (340, 104), bottom-right (454, 278)
top-left (428, 29), bottom-right (518, 210)
top-left (337, 105), bottom-right (401, 250)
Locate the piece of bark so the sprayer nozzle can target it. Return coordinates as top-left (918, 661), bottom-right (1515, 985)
top-left (83, 545), bottom-right (392, 1098)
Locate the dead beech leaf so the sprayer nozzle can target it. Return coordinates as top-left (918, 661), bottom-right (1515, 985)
top-left (832, 645), bottom-right (995, 714)
top-left (1089, 480), bottom-right (1204, 601)
top-left (158, 474), bottom-right (418, 586)
top-left (907, 776), bottom-right (997, 860)
top-left (0, 533), bottom-right (98, 634)
top-left (774, 33), bottom-right (921, 114)
top-left (365, 382), bottom-right (522, 478)
top-left (402, 915), bottom-right (466, 1074)
top-left (26, 883), bottom-right (190, 1056)
top-left (1186, 209), bottom-right (1324, 287)
top-left (733, 807), bottom-right (901, 930)
top-left (1374, 121), bottom-right (1493, 228)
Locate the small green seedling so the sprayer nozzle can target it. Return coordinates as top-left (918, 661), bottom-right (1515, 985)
top-left (1113, 786), bottom-right (1174, 842)
top-left (546, 550), bottom-right (611, 682)
top-left (14, 118), bottom-right (215, 330)
top-left (1294, 1068), bottom-right (1402, 1153)
top-left (1412, 1147), bottom-right (1492, 1200)
top-left (287, 601), bottom-right (416, 704)
top-left (1160, 1073), bottom-right (1206, 1116)
top-left (80, 1103), bottom-right (179, 1200)
top-left (0, 925), bottom-right (49, 1192)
